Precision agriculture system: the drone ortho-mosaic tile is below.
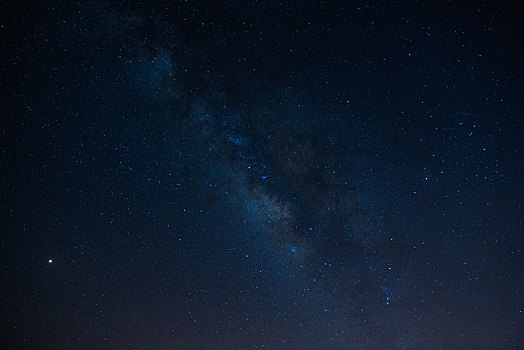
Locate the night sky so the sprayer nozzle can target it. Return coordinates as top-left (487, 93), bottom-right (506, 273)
top-left (1, 1), bottom-right (523, 349)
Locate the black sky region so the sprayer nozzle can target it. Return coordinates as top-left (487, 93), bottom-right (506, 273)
top-left (1, 0), bottom-right (523, 349)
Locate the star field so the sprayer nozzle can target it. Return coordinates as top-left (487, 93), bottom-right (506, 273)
top-left (1, 1), bottom-right (523, 349)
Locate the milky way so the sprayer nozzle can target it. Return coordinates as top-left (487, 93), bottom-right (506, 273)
top-left (1, 1), bottom-right (523, 349)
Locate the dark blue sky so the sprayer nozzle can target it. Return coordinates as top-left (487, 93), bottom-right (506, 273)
top-left (1, 1), bottom-right (523, 348)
